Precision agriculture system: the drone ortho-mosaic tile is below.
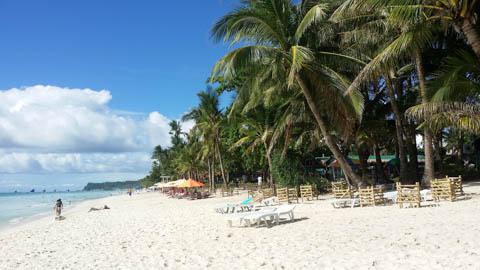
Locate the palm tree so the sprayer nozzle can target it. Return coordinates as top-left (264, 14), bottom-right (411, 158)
top-left (169, 120), bottom-right (185, 148)
top-left (231, 107), bottom-right (277, 186)
top-left (336, 0), bottom-right (438, 184)
top-left (350, 0), bottom-right (480, 59)
top-left (407, 50), bottom-right (480, 133)
top-left (211, 0), bottom-right (366, 186)
top-left (183, 88), bottom-right (229, 187)
top-left (174, 131), bottom-right (203, 179)
top-left (332, 3), bottom-right (414, 182)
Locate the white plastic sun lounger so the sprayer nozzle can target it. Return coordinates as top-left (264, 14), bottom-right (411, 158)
top-left (241, 205), bottom-right (296, 227)
top-left (274, 204), bottom-right (296, 221)
top-left (215, 203), bottom-right (253, 214)
top-left (226, 207), bottom-right (276, 227)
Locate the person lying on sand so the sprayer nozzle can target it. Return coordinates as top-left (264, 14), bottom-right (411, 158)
top-left (88, 205), bottom-right (110, 212)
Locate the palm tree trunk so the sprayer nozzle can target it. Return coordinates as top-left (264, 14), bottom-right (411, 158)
top-left (385, 74), bottom-right (409, 183)
top-left (357, 144), bottom-right (370, 182)
top-left (374, 144), bottom-right (387, 182)
top-left (405, 124), bottom-right (419, 181)
top-left (296, 73), bottom-right (363, 187)
top-left (207, 158), bottom-right (212, 191)
top-left (458, 132), bottom-right (464, 165)
top-left (211, 153), bottom-right (216, 191)
top-left (215, 135), bottom-right (228, 188)
top-left (264, 141), bottom-right (274, 187)
top-left (461, 19), bottom-right (480, 61)
top-left (414, 50), bottom-right (435, 186)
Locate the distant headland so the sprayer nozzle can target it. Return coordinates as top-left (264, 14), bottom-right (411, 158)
top-left (83, 180), bottom-right (141, 191)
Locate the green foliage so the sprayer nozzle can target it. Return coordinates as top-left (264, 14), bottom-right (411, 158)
top-left (271, 151), bottom-right (304, 188)
top-left (83, 181), bottom-right (141, 191)
top-left (140, 0), bottom-right (480, 187)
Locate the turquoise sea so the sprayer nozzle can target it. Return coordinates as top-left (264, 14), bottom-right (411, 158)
top-left (0, 191), bottom-right (121, 229)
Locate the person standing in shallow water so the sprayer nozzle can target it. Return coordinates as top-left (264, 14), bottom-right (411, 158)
top-left (54, 199), bottom-right (63, 218)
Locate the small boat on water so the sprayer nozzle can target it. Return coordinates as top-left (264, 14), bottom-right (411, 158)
top-left (30, 189), bottom-right (35, 193)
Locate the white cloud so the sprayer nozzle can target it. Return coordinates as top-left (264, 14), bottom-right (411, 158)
top-left (0, 85), bottom-right (193, 176)
top-left (0, 151), bottom-right (151, 174)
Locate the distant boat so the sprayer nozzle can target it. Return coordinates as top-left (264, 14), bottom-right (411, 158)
top-left (53, 189), bottom-right (57, 193)
top-left (30, 189), bottom-right (35, 193)
top-left (14, 190), bottom-right (17, 193)
top-left (42, 189), bottom-right (46, 193)
top-left (67, 189), bottom-right (70, 192)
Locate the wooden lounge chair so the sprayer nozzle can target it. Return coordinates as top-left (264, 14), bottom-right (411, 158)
top-left (396, 182), bottom-right (421, 208)
top-left (332, 182), bottom-right (353, 199)
top-left (431, 178), bottom-right (455, 202)
top-left (300, 185), bottom-right (314, 202)
top-left (358, 186), bottom-right (385, 207)
top-left (448, 175), bottom-right (464, 199)
top-left (431, 176), bottom-right (464, 202)
top-left (276, 188), bottom-right (289, 204)
top-left (288, 188), bottom-right (299, 203)
top-left (331, 182), bottom-right (355, 208)
top-left (261, 187), bottom-right (274, 199)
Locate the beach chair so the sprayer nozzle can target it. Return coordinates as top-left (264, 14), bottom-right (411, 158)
top-left (274, 204), bottom-right (296, 222)
top-left (261, 187), bottom-right (274, 199)
top-left (261, 196), bottom-right (278, 206)
top-left (396, 182), bottom-right (421, 208)
top-left (276, 188), bottom-right (289, 204)
top-left (431, 178), bottom-right (455, 202)
top-left (300, 185), bottom-right (314, 202)
top-left (447, 175), bottom-right (464, 199)
top-left (331, 182), bottom-right (356, 208)
top-left (358, 186), bottom-right (385, 207)
top-left (332, 182), bottom-right (352, 199)
top-left (226, 207), bottom-right (276, 227)
top-left (246, 183), bottom-right (257, 197)
top-left (242, 204), bottom-right (297, 227)
top-left (288, 188), bottom-right (299, 203)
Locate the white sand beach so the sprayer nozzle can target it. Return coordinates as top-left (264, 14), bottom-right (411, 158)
top-left (1, 184), bottom-right (480, 270)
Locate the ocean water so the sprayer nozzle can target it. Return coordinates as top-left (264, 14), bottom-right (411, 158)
top-left (0, 191), bottom-right (121, 229)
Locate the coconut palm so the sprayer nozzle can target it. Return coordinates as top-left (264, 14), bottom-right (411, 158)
top-left (332, 3), bottom-right (415, 182)
top-left (334, 0), bottom-right (438, 183)
top-left (360, 0), bottom-right (480, 60)
top-left (231, 109), bottom-right (277, 186)
top-left (407, 50), bottom-right (480, 133)
top-left (211, 0), bottom-right (366, 186)
top-left (183, 88), bottom-right (229, 187)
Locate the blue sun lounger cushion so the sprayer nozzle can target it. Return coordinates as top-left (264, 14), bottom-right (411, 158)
top-left (241, 197), bottom-right (253, 205)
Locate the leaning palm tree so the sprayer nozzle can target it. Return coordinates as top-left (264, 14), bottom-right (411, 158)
top-left (211, 0), bottom-right (365, 186)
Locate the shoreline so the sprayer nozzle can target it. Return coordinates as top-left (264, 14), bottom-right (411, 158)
top-left (0, 191), bottom-right (126, 234)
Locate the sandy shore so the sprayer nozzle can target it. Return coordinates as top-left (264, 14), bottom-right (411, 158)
top-left (1, 184), bottom-right (480, 270)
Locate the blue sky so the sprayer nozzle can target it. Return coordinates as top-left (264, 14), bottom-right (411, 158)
top-left (0, 0), bottom-right (235, 118)
top-left (0, 1), bottom-right (239, 191)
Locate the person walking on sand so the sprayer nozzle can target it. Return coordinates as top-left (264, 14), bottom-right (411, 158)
top-left (54, 199), bottom-right (63, 219)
